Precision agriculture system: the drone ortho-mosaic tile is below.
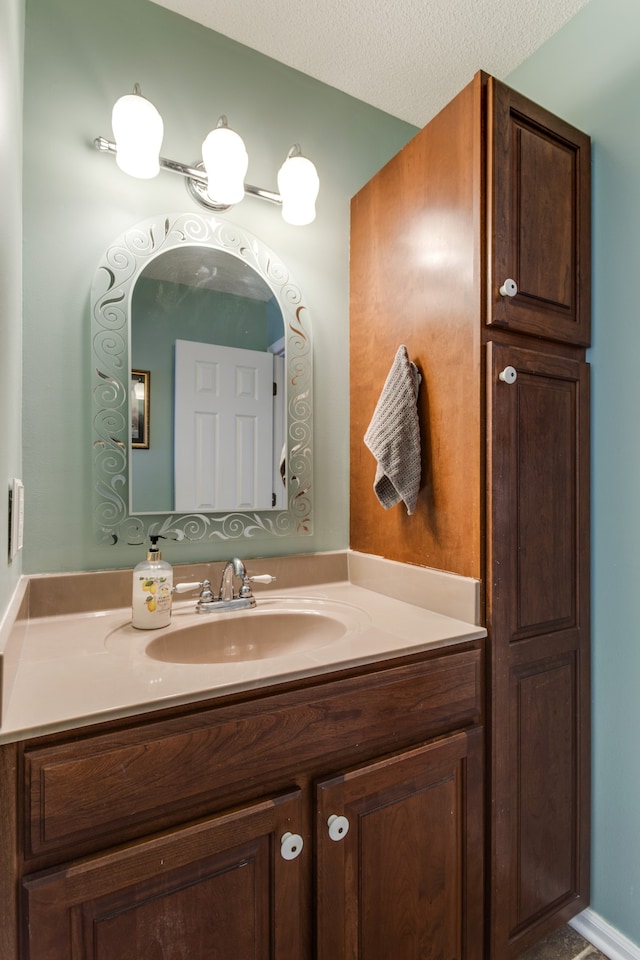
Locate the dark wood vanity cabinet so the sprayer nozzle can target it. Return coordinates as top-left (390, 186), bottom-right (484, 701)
top-left (2, 645), bottom-right (484, 960)
top-left (350, 72), bottom-right (590, 959)
top-left (23, 792), bottom-right (307, 960)
top-left (317, 729), bottom-right (484, 960)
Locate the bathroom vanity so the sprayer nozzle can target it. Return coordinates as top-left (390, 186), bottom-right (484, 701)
top-left (0, 564), bottom-right (486, 960)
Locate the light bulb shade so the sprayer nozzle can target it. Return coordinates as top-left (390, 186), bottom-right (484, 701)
top-left (201, 124), bottom-right (248, 206)
top-left (277, 153), bottom-right (319, 225)
top-left (111, 91), bottom-right (163, 179)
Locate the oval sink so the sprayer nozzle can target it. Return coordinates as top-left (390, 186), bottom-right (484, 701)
top-left (145, 609), bottom-right (346, 664)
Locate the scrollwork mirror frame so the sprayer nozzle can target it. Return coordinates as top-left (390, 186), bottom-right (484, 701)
top-left (92, 213), bottom-right (312, 544)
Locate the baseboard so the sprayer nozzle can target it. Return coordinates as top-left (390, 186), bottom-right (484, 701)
top-left (570, 908), bottom-right (640, 960)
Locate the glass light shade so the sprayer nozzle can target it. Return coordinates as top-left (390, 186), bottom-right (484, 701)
top-left (201, 124), bottom-right (248, 206)
top-left (277, 153), bottom-right (319, 226)
top-left (111, 92), bottom-right (163, 179)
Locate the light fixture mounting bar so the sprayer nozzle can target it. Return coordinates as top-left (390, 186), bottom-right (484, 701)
top-left (94, 136), bottom-right (282, 208)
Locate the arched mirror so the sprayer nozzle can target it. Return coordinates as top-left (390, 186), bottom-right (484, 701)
top-left (92, 214), bottom-right (312, 544)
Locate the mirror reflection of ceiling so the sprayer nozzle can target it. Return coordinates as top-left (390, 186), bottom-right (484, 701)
top-left (142, 246), bottom-right (275, 302)
top-left (149, 0), bottom-right (592, 126)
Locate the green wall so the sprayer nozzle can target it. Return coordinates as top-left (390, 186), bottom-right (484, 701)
top-left (21, 0), bottom-right (416, 572)
top-left (0, 0), bottom-right (24, 614)
top-left (507, 0), bottom-right (640, 947)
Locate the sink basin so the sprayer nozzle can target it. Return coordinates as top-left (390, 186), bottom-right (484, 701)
top-left (106, 596), bottom-right (370, 665)
top-left (145, 609), bottom-right (346, 664)
top-left (105, 597), bottom-right (370, 664)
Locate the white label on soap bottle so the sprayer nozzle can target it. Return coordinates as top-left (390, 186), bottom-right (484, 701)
top-left (133, 573), bottom-right (173, 628)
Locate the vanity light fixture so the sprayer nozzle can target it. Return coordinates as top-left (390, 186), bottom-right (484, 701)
top-left (94, 84), bottom-right (320, 225)
top-left (110, 84), bottom-right (164, 179)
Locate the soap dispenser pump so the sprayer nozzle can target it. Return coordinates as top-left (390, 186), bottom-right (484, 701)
top-left (132, 535), bottom-right (173, 629)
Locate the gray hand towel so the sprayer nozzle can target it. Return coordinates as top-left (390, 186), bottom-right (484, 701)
top-left (364, 345), bottom-right (421, 515)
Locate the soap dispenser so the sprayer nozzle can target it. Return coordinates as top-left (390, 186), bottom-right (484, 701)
top-left (132, 535), bottom-right (173, 629)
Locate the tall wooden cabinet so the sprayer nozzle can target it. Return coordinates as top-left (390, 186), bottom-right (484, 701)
top-left (350, 72), bottom-right (590, 959)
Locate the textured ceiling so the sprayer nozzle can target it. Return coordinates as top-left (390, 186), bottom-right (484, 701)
top-left (150, 0), bottom-right (591, 126)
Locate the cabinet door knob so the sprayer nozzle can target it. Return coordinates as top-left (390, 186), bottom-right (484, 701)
top-left (499, 365), bottom-right (518, 384)
top-left (499, 278), bottom-right (518, 298)
top-left (327, 814), bottom-right (350, 841)
top-left (280, 832), bottom-right (304, 861)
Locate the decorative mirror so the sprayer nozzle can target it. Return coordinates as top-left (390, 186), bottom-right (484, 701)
top-left (92, 213), bottom-right (312, 543)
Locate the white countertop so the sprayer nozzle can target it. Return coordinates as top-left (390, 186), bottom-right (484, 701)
top-left (1, 580), bottom-right (486, 743)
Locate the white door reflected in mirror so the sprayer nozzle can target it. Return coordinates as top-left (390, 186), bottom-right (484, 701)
top-left (174, 339), bottom-right (283, 512)
top-left (129, 242), bottom-right (287, 515)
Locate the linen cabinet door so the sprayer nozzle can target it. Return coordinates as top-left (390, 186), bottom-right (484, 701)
top-left (316, 730), bottom-right (484, 960)
top-left (22, 791), bottom-right (307, 960)
top-left (487, 342), bottom-right (590, 959)
top-left (487, 76), bottom-right (591, 346)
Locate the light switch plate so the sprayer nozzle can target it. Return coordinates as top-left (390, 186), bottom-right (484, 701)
top-left (9, 478), bottom-right (24, 560)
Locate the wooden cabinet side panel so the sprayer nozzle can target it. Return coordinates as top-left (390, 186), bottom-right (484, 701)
top-left (350, 75), bottom-right (484, 578)
top-left (0, 743), bottom-right (19, 960)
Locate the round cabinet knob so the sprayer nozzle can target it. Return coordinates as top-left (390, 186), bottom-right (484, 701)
top-left (327, 814), bottom-right (350, 842)
top-left (499, 366), bottom-right (518, 385)
top-left (499, 278), bottom-right (518, 298)
top-left (280, 832), bottom-right (304, 861)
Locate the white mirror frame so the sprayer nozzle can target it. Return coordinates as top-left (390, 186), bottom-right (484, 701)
top-left (92, 213), bottom-right (312, 544)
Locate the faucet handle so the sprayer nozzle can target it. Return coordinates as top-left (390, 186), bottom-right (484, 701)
top-left (238, 573), bottom-right (276, 599)
top-left (174, 579), bottom-right (215, 602)
top-left (173, 581), bottom-right (203, 594)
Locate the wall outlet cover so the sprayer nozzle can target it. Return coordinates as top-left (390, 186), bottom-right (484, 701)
top-left (8, 478), bottom-right (24, 561)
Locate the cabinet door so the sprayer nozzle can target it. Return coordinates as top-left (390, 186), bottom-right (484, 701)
top-left (487, 77), bottom-right (591, 346)
top-left (316, 730), bottom-right (484, 960)
top-left (23, 791), bottom-right (307, 960)
top-left (487, 342), bottom-right (590, 958)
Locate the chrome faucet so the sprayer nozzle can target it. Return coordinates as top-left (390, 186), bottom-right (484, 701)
top-left (219, 557), bottom-right (247, 602)
top-left (173, 558), bottom-right (276, 613)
